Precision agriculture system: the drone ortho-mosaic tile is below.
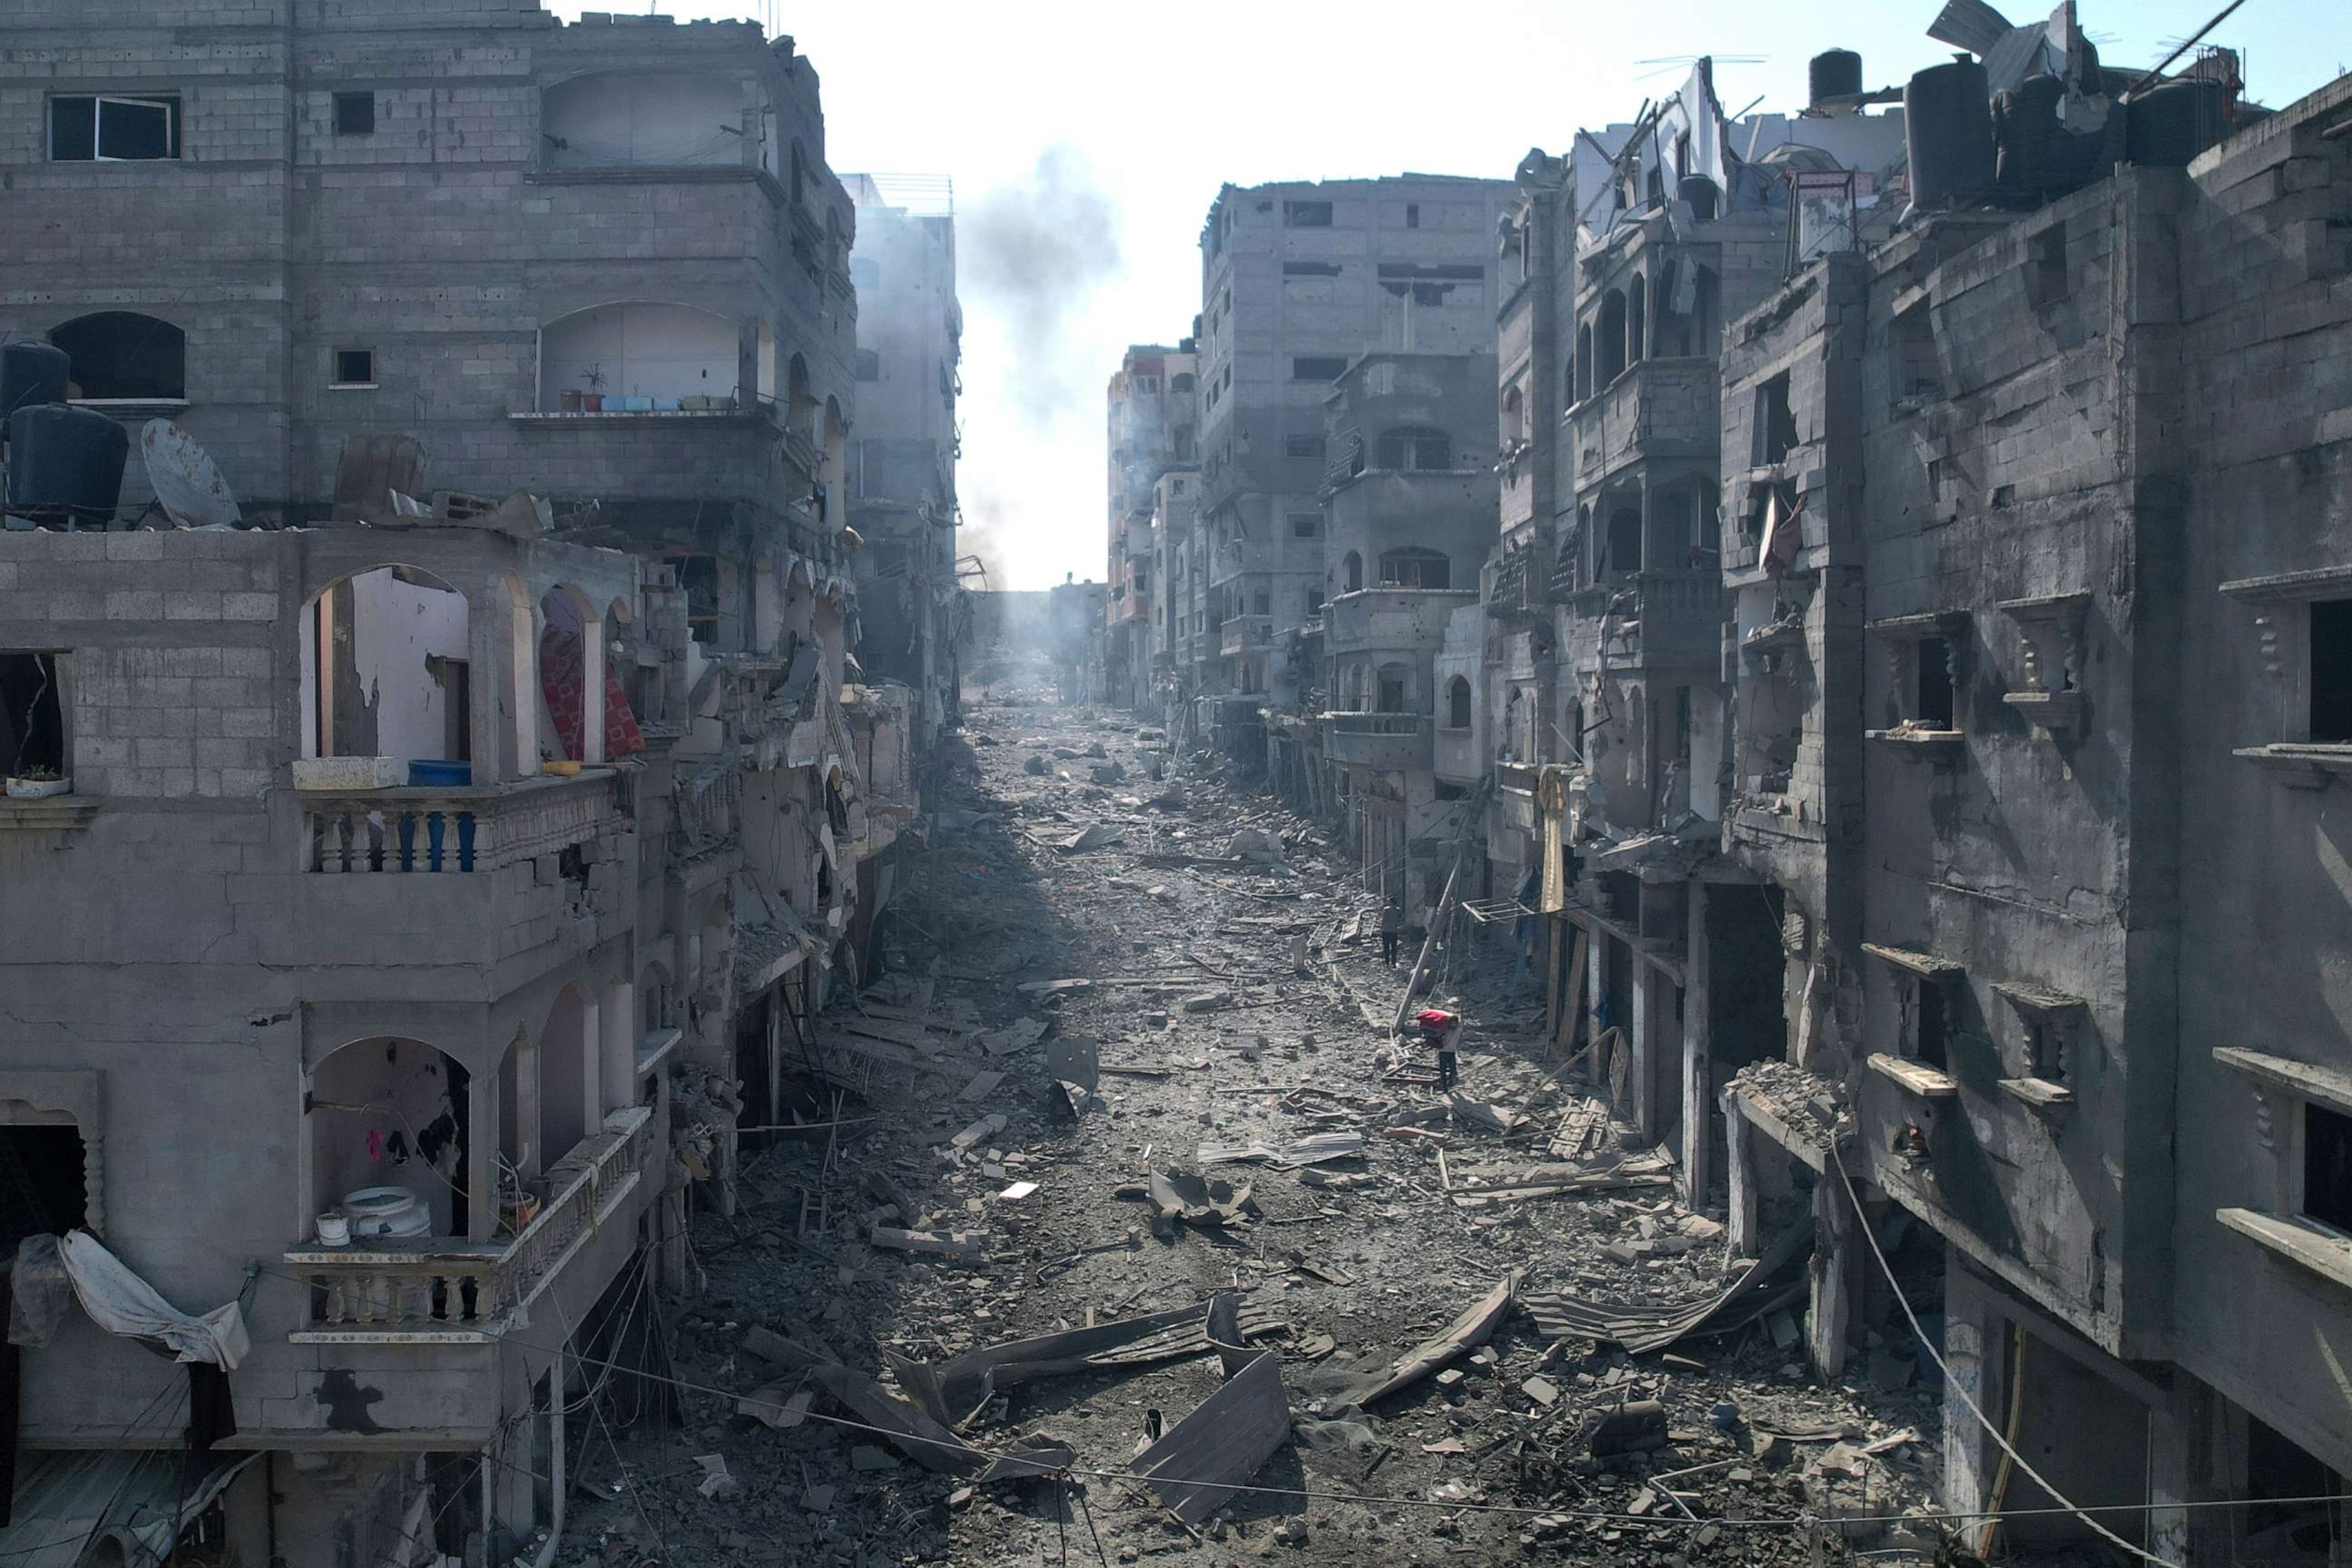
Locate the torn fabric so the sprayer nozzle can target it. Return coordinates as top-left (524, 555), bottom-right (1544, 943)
top-left (57, 1231), bottom-right (250, 1370)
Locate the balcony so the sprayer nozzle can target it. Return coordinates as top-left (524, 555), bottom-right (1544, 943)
top-left (782, 424), bottom-right (823, 479)
top-left (1323, 588), bottom-right (1476, 658)
top-left (1497, 761), bottom-right (1541, 796)
top-left (1324, 710), bottom-right (1433, 771)
top-left (301, 771), bottom-right (623, 874)
top-left (1570, 358), bottom-right (1720, 484)
top-left (1575, 569), bottom-right (1725, 671)
top-left (286, 1106), bottom-right (655, 1343)
top-left (1221, 615), bottom-right (1276, 657)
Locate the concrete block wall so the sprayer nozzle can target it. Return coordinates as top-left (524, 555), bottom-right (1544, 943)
top-left (0, 0), bottom-right (856, 528)
top-left (2164, 71), bottom-right (2352, 1477)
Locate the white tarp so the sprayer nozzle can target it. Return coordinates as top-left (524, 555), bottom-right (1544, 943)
top-left (57, 1230), bottom-right (250, 1370)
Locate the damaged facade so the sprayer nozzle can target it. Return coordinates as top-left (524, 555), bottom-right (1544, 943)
top-left (1106, 5), bottom-right (2352, 1550)
top-left (0, 2), bottom-right (958, 1561)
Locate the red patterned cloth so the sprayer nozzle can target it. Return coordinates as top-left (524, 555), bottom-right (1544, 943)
top-left (540, 627), bottom-right (644, 763)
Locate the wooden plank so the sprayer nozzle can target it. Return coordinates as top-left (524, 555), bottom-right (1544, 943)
top-left (1557, 926), bottom-right (1589, 1053)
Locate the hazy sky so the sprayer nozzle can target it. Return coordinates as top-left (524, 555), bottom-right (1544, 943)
top-left (557, 1), bottom-right (2342, 590)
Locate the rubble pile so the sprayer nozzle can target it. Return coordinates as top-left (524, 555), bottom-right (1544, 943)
top-left (558, 681), bottom-right (1949, 1566)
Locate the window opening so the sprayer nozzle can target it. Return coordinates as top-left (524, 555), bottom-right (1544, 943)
top-left (1916, 636), bottom-right (1956, 730)
top-left (2311, 599), bottom-right (2352, 743)
top-left (1756, 373), bottom-right (1798, 465)
top-left (1292, 356), bottom-right (1348, 382)
top-left (0, 1127), bottom-right (88, 1243)
top-left (1378, 548), bottom-right (1449, 590)
top-left (1284, 434), bottom-right (1321, 459)
top-left (0, 653), bottom-right (65, 780)
top-left (1405, 203), bottom-right (1421, 229)
top-left (1285, 200), bottom-right (1333, 227)
top-left (1289, 513), bottom-right (1320, 539)
top-left (50, 96), bottom-right (178, 162)
top-left (50, 314), bottom-right (186, 401)
top-left (2307, 1102), bottom-right (2352, 1233)
top-left (1911, 982), bottom-right (1949, 1070)
top-left (333, 92), bottom-right (376, 136)
top-left (855, 348), bottom-right (880, 382)
top-left (332, 348), bottom-right (375, 387)
top-left (1447, 676), bottom-right (1472, 730)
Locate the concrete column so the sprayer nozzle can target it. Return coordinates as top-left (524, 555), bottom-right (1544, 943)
top-left (1723, 1092), bottom-right (1758, 1258)
top-left (2144, 1390), bottom-right (2196, 1568)
top-left (1940, 1255), bottom-right (2000, 1540)
top-left (1681, 883), bottom-right (1713, 1205)
top-left (1808, 1171), bottom-right (1857, 1380)
top-left (580, 616), bottom-right (606, 766)
top-left (514, 1032), bottom-right (542, 1181)
top-left (469, 1065), bottom-right (501, 1240)
top-left (602, 981), bottom-right (635, 1119)
top-left (577, 989), bottom-right (603, 1134)
top-left (1586, 929), bottom-right (1606, 1094)
top-left (1630, 964), bottom-right (1653, 1137)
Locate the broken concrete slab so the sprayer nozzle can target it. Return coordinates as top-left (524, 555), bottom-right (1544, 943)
top-left (947, 1113), bottom-right (1008, 1152)
top-left (1061, 822), bottom-right (1125, 852)
top-left (1146, 1168), bottom-right (1253, 1228)
top-left (737, 1382), bottom-right (813, 1431)
top-left (1194, 1131), bottom-right (1366, 1169)
top-left (1336, 1270), bottom-right (1523, 1407)
top-left (871, 1227), bottom-right (985, 1263)
top-left (1129, 1348), bottom-right (1291, 1525)
top-left (803, 1359), bottom-right (1073, 1482)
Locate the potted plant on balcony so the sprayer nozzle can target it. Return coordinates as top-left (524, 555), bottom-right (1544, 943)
top-left (4, 763), bottom-right (69, 800)
top-left (579, 364), bottom-right (608, 413)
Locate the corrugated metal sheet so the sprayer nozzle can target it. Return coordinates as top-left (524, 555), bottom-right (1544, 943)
top-left (0, 1449), bottom-right (256, 1568)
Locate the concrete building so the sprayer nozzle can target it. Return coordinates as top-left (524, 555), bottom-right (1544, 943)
top-left (844, 172), bottom-right (965, 789)
top-left (1707, 37), bottom-right (2352, 1558)
top-left (1192, 175), bottom-right (1514, 757)
top-left (0, 3), bottom-right (923, 1560)
top-left (1104, 344), bottom-right (1197, 714)
top-left (1495, 64), bottom-right (1906, 1220)
top-left (1312, 351), bottom-right (1497, 903)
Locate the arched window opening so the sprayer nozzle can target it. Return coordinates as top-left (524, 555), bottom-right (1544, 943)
top-left (51, 312), bottom-right (185, 402)
top-left (309, 1037), bottom-right (475, 1240)
top-left (1446, 675), bottom-right (1473, 730)
top-left (1627, 273), bottom-right (1647, 364)
top-left (302, 566), bottom-right (471, 771)
top-left (1342, 551), bottom-right (1364, 594)
top-left (1605, 505), bottom-right (1644, 579)
top-left (1375, 663), bottom-right (1410, 714)
top-left (1598, 289), bottom-right (1628, 386)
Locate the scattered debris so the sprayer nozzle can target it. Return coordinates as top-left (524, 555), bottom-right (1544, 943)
top-left (1338, 1271), bottom-right (1522, 1407)
top-left (1129, 1348), bottom-right (1292, 1524)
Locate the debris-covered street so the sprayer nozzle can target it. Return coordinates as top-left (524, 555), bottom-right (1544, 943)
top-left (561, 672), bottom-right (1952, 1567)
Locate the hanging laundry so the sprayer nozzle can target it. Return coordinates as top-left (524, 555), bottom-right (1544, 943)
top-left (540, 625), bottom-right (645, 763)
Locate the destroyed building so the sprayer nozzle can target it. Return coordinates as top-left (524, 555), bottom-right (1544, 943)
top-left (1103, 342), bottom-right (1198, 713)
top-left (1290, 350), bottom-right (1498, 905)
top-left (1710, 31), bottom-right (2352, 1553)
top-left (845, 174), bottom-right (966, 766)
top-left (1187, 175), bottom-right (1515, 758)
top-left (0, 2), bottom-right (952, 1560)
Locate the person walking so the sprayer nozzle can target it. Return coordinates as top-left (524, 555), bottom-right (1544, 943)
top-left (1378, 897), bottom-right (1403, 966)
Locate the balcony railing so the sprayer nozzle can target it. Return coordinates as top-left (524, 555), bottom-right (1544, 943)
top-left (1600, 569), bottom-right (1725, 669)
top-left (1498, 761), bottom-right (1540, 795)
top-left (1323, 710), bottom-right (1433, 771)
top-left (287, 1106), bottom-right (655, 1341)
top-left (1323, 588), bottom-right (1476, 656)
top-left (1221, 615), bottom-right (1275, 656)
top-left (301, 772), bottom-right (622, 874)
top-left (1570, 358), bottom-right (1720, 481)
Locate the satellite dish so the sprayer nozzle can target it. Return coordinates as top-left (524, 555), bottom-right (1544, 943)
top-left (140, 419), bottom-right (242, 529)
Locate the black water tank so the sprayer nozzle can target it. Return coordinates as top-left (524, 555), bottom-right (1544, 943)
top-left (1994, 74), bottom-right (2068, 202)
top-left (1811, 50), bottom-right (1864, 107)
top-left (0, 341), bottom-right (69, 420)
top-left (2127, 77), bottom-right (2228, 167)
top-left (1905, 57), bottom-right (1996, 215)
top-left (6, 403), bottom-right (128, 514)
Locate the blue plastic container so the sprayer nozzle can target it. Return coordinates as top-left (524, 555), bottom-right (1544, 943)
top-left (407, 760), bottom-right (472, 788)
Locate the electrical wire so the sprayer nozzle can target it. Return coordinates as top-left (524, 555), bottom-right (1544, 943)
top-left (1828, 1146), bottom-right (2181, 1567)
top-left (246, 1259), bottom-right (2347, 1537)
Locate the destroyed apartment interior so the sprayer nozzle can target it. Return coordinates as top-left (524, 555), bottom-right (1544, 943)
top-left (0, 0), bottom-right (2346, 1565)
